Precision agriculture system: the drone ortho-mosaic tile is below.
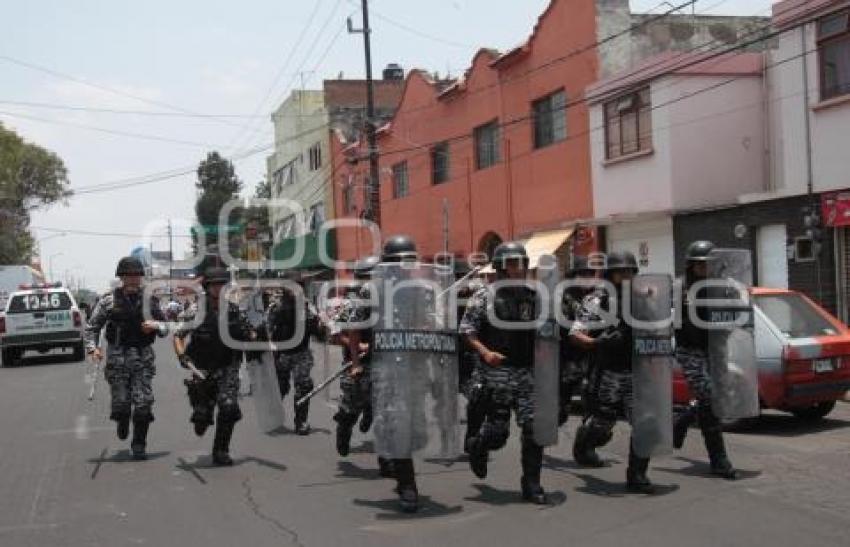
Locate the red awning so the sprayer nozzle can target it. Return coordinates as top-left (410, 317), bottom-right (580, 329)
top-left (822, 192), bottom-right (850, 227)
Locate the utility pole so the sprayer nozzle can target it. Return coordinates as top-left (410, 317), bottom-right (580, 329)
top-left (167, 219), bottom-right (174, 298)
top-left (348, 0), bottom-right (381, 228)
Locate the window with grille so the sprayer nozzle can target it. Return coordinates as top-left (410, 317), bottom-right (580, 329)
top-left (604, 87), bottom-right (652, 160)
top-left (474, 120), bottom-right (501, 170)
top-left (392, 161), bottom-right (409, 199)
top-left (818, 9), bottom-right (850, 100)
top-left (533, 89), bottom-right (567, 149)
top-left (308, 143), bottom-right (322, 171)
top-left (431, 142), bottom-right (450, 184)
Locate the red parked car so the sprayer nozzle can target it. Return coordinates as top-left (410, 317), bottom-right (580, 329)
top-left (673, 287), bottom-right (850, 421)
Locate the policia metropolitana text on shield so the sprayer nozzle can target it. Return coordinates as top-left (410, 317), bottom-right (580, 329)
top-left (347, 235), bottom-right (460, 514)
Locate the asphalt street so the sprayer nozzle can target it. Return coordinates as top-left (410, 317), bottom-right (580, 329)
top-left (0, 338), bottom-right (848, 547)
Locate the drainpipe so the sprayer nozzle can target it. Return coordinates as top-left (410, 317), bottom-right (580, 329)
top-left (762, 49), bottom-right (772, 193)
top-left (800, 24), bottom-right (823, 303)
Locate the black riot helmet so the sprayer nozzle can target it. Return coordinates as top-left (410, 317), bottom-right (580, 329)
top-left (353, 255), bottom-right (380, 279)
top-left (604, 251), bottom-right (639, 277)
top-left (567, 255), bottom-right (597, 278)
top-left (686, 240), bottom-right (715, 262)
top-left (381, 235), bottom-right (418, 263)
top-left (492, 241), bottom-right (529, 272)
top-left (115, 256), bottom-right (145, 277)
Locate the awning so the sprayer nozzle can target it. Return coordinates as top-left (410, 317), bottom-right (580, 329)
top-left (480, 227), bottom-right (574, 273)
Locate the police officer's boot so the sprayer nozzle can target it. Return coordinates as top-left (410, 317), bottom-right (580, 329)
top-left (334, 411), bottom-right (357, 456)
top-left (212, 420), bottom-right (235, 466)
top-left (359, 406), bottom-right (373, 433)
top-left (393, 459), bottom-right (419, 513)
top-left (294, 399), bottom-right (311, 436)
top-left (520, 435), bottom-right (548, 505)
top-left (673, 401), bottom-right (698, 449)
top-left (114, 413), bottom-right (131, 441)
top-left (573, 423), bottom-right (605, 468)
top-left (465, 435), bottom-right (489, 479)
top-left (130, 410), bottom-right (152, 461)
top-left (626, 442), bottom-right (655, 494)
top-left (377, 456), bottom-right (395, 478)
top-left (703, 427), bottom-right (738, 480)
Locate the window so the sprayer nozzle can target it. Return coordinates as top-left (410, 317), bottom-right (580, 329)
top-left (604, 87), bottom-right (652, 160)
top-left (308, 202), bottom-right (325, 232)
top-left (308, 143), bottom-right (322, 171)
top-left (533, 89), bottom-right (567, 149)
top-left (818, 9), bottom-right (850, 100)
top-left (474, 120), bottom-right (501, 170)
top-left (275, 215), bottom-right (295, 241)
top-left (754, 294), bottom-right (838, 339)
top-left (431, 142), bottom-right (450, 184)
top-left (392, 161), bottom-right (409, 199)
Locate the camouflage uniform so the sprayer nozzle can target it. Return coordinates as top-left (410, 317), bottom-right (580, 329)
top-left (85, 289), bottom-right (168, 425)
top-left (559, 290), bottom-right (592, 424)
top-left (460, 287), bottom-right (537, 432)
top-left (330, 288), bottom-right (374, 450)
top-left (174, 302), bottom-right (252, 431)
top-left (266, 297), bottom-right (320, 404)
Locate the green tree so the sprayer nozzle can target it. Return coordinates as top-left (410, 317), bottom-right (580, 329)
top-left (194, 151), bottom-right (243, 228)
top-left (0, 123), bottom-right (71, 263)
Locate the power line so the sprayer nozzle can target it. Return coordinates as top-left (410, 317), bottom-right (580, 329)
top-left (0, 54), bottom-right (264, 136)
top-left (353, 0), bottom-right (479, 49)
top-left (0, 99), bottom-right (329, 119)
top-left (0, 109), bottom-right (228, 149)
top-left (229, 0), bottom-right (348, 154)
top-left (222, 0), bottom-right (327, 150)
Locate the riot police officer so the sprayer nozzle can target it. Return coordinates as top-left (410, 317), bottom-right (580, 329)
top-left (85, 256), bottom-right (168, 460)
top-left (350, 235), bottom-right (449, 513)
top-left (559, 255), bottom-right (600, 426)
top-left (173, 267), bottom-right (254, 466)
top-left (570, 251), bottom-right (656, 493)
top-left (673, 240), bottom-right (737, 479)
top-left (460, 242), bottom-right (549, 505)
top-left (266, 281), bottom-right (325, 435)
top-left (331, 255), bottom-right (380, 458)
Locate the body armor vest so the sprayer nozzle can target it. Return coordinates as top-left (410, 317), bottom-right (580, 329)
top-left (480, 286), bottom-right (537, 369)
top-left (105, 289), bottom-right (156, 348)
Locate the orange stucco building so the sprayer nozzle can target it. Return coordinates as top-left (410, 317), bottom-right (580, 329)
top-left (332, 0), bottom-right (601, 265)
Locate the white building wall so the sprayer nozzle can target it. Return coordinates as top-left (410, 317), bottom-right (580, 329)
top-left (266, 90), bottom-right (330, 241)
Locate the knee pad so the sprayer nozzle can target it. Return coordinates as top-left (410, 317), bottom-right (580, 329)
top-left (218, 404), bottom-right (242, 424)
top-left (333, 410), bottom-right (358, 427)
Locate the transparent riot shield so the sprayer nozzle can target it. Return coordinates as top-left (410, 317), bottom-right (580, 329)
top-left (630, 274), bottom-right (674, 459)
top-left (248, 351), bottom-right (286, 433)
top-left (370, 263), bottom-right (460, 459)
top-left (533, 254), bottom-right (560, 447)
top-left (707, 249), bottom-right (760, 420)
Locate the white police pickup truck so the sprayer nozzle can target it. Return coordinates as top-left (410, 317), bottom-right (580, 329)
top-left (0, 283), bottom-right (86, 366)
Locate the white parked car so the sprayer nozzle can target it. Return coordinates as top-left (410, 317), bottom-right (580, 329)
top-left (0, 283), bottom-right (86, 366)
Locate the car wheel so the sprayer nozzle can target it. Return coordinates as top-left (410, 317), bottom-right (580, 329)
top-left (2, 348), bottom-right (21, 367)
top-left (790, 401), bottom-right (836, 421)
top-left (72, 341), bottom-right (86, 362)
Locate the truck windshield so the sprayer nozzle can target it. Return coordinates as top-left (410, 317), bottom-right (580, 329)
top-left (754, 293), bottom-right (839, 339)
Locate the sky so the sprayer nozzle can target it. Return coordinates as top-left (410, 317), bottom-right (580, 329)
top-left (0, 0), bottom-right (774, 291)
